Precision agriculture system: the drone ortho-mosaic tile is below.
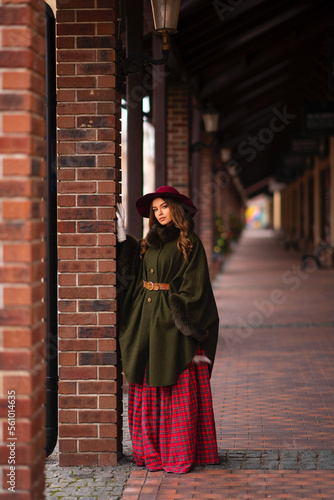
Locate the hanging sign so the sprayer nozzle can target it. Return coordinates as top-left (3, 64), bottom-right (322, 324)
top-left (302, 103), bottom-right (334, 135)
top-left (282, 155), bottom-right (306, 169)
top-left (290, 137), bottom-right (320, 154)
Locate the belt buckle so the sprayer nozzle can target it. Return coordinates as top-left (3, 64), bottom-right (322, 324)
top-left (148, 281), bottom-right (154, 291)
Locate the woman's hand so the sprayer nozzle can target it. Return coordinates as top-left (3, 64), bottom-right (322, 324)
top-left (116, 203), bottom-right (127, 242)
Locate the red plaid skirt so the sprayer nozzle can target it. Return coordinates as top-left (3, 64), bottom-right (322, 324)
top-left (128, 347), bottom-right (219, 473)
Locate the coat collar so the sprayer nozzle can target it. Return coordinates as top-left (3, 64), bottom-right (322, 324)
top-left (145, 218), bottom-right (195, 248)
top-left (145, 223), bottom-right (180, 248)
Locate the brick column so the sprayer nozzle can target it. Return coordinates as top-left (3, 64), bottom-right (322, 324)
top-left (198, 144), bottom-right (215, 276)
top-left (56, 1), bottom-right (121, 466)
top-left (281, 186), bottom-right (288, 235)
top-left (330, 137), bottom-right (334, 247)
top-left (302, 170), bottom-right (310, 241)
top-left (166, 84), bottom-right (190, 195)
top-left (0, 1), bottom-right (46, 498)
top-left (286, 183), bottom-right (293, 236)
top-left (313, 157), bottom-right (321, 243)
top-left (295, 177), bottom-right (302, 238)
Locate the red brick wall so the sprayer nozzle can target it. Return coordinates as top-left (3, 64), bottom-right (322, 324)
top-left (219, 174), bottom-right (245, 231)
top-left (0, 0), bottom-right (47, 498)
top-left (56, 0), bottom-right (121, 467)
top-left (197, 144), bottom-right (246, 279)
top-left (166, 84), bottom-right (190, 195)
top-left (198, 143), bottom-right (215, 276)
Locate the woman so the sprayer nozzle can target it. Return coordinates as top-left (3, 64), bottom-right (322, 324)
top-left (116, 186), bottom-right (219, 473)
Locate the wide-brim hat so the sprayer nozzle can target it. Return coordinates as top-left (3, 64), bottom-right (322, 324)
top-left (136, 186), bottom-right (198, 218)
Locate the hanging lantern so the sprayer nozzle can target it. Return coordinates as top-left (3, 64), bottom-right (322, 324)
top-left (151, 0), bottom-right (181, 34)
top-left (220, 147), bottom-right (232, 163)
top-left (202, 107), bottom-right (219, 133)
top-left (123, 0), bottom-right (181, 75)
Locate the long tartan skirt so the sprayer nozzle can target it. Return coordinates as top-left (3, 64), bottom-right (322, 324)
top-left (128, 347), bottom-right (219, 473)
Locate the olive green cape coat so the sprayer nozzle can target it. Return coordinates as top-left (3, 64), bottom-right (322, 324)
top-left (117, 223), bottom-right (219, 387)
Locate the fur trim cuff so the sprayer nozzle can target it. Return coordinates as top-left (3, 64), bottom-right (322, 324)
top-left (169, 293), bottom-right (209, 342)
top-left (192, 355), bottom-right (212, 364)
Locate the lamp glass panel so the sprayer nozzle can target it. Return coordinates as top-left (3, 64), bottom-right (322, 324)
top-left (202, 112), bottom-right (219, 133)
top-left (220, 148), bottom-right (232, 162)
top-left (151, 0), bottom-right (181, 33)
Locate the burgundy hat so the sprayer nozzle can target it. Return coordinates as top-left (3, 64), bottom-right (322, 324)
top-left (136, 186), bottom-right (198, 218)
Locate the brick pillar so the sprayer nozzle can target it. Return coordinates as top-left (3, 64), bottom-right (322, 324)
top-left (330, 137), bottom-right (334, 247)
top-left (296, 177), bottom-right (302, 238)
top-left (313, 157), bottom-right (321, 243)
top-left (56, 1), bottom-right (121, 466)
top-left (286, 183), bottom-right (293, 236)
top-left (281, 186), bottom-right (288, 234)
top-left (302, 170), bottom-right (310, 241)
top-left (166, 84), bottom-right (190, 195)
top-left (0, 1), bottom-right (47, 498)
top-left (198, 144), bottom-right (215, 276)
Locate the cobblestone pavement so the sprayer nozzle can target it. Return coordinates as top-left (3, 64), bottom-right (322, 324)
top-left (46, 229), bottom-right (334, 499)
top-left (45, 395), bottom-right (141, 499)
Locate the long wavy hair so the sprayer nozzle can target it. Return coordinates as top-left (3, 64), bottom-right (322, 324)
top-left (140, 198), bottom-right (194, 263)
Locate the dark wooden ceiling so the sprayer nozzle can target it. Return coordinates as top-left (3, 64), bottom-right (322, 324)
top-left (142, 0), bottom-right (334, 196)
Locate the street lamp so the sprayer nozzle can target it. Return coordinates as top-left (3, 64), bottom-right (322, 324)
top-left (202, 107), bottom-right (220, 134)
top-left (151, 0), bottom-right (181, 34)
top-left (220, 147), bottom-right (232, 163)
top-left (124, 0), bottom-right (181, 74)
top-left (190, 106), bottom-right (220, 155)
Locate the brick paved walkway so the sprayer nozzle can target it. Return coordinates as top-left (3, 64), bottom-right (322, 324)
top-left (122, 469), bottom-right (334, 499)
top-left (121, 228), bottom-right (334, 499)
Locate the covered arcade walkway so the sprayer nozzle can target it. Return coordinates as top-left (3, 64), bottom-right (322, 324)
top-left (121, 228), bottom-right (334, 499)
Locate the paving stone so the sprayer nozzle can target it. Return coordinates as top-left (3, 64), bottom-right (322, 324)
top-left (217, 451), bottom-right (228, 467)
top-left (300, 450), bottom-right (318, 470)
top-left (262, 450), bottom-right (280, 469)
top-left (280, 450), bottom-right (299, 469)
top-left (242, 450), bottom-right (261, 469)
top-left (318, 450), bottom-right (334, 469)
top-left (242, 459), bottom-right (261, 469)
top-left (246, 450), bottom-right (262, 458)
top-left (226, 450), bottom-right (245, 469)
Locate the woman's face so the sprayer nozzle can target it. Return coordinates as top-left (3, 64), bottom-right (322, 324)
top-left (152, 198), bottom-right (173, 225)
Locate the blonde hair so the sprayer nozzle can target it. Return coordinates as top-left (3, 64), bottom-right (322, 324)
top-left (140, 198), bottom-right (193, 263)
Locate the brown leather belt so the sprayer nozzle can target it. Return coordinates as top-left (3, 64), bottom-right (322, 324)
top-left (143, 281), bottom-right (170, 291)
